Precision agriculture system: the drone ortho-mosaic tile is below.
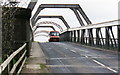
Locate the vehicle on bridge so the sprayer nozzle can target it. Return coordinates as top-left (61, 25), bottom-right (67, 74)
top-left (49, 31), bottom-right (60, 42)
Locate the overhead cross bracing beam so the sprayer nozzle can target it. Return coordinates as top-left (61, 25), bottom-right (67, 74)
top-left (35, 30), bottom-right (49, 34)
top-left (27, 0), bottom-right (38, 10)
top-left (34, 15), bottom-right (70, 28)
top-left (37, 21), bottom-right (63, 32)
top-left (31, 4), bottom-right (92, 27)
top-left (34, 34), bottom-right (49, 37)
top-left (36, 26), bottom-right (56, 31)
top-left (39, 4), bottom-right (80, 8)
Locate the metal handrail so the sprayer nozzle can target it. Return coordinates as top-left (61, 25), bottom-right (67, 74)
top-left (68, 19), bottom-right (120, 31)
top-left (0, 43), bottom-right (27, 74)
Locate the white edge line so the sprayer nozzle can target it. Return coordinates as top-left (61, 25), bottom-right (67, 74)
top-left (93, 59), bottom-right (117, 73)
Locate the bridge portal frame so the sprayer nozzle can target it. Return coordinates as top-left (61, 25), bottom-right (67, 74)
top-left (31, 4), bottom-right (92, 27)
top-left (34, 15), bottom-right (70, 29)
top-left (36, 21), bottom-right (64, 32)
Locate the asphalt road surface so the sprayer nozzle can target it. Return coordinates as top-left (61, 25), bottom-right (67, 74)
top-left (39, 42), bottom-right (119, 74)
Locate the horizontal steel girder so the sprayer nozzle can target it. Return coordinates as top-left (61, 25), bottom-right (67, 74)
top-left (36, 26), bottom-right (56, 31)
top-left (39, 4), bottom-right (80, 8)
top-left (35, 15), bottom-right (70, 28)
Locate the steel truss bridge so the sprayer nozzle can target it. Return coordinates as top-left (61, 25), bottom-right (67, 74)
top-left (0, 0), bottom-right (120, 74)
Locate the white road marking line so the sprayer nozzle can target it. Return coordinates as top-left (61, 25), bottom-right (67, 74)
top-left (70, 50), bottom-right (76, 53)
top-left (85, 56), bottom-right (88, 58)
top-left (93, 59), bottom-right (118, 73)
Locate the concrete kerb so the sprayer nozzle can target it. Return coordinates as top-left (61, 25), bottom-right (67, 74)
top-left (20, 42), bottom-right (48, 73)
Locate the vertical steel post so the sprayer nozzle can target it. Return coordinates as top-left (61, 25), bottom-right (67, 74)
top-left (70, 31), bottom-right (73, 42)
top-left (81, 29), bottom-right (85, 44)
top-left (88, 29), bottom-right (94, 46)
top-left (109, 26), bottom-right (117, 49)
top-left (74, 30), bottom-right (76, 42)
top-left (118, 26), bottom-right (120, 52)
top-left (77, 30), bottom-right (80, 43)
top-left (105, 27), bottom-right (110, 49)
top-left (67, 31), bottom-right (71, 42)
top-left (96, 28), bottom-right (100, 47)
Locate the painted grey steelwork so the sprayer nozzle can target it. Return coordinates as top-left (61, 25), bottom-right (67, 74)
top-left (34, 15), bottom-right (70, 28)
top-left (36, 21), bottom-right (63, 32)
top-left (31, 4), bottom-right (92, 27)
top-left (36, 26), bottom-right (56, 31)
top-left (27, 0), bottom-right (38, 10)
top-left (71, 8), bottom-right (84, 26)
top-left (60, 20), bottom-right (120, 51)
top-left (118, 26), bottom-right (120, 52)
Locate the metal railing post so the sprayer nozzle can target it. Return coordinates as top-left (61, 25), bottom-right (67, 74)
top-left (74, 30), bottom-right (76, 43)
top-left (118, 26), bottom-right (120, 52)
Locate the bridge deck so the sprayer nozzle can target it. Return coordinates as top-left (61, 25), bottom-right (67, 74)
top-left (20, 42), bottom-right (119, 74)
top-left (40, 42), bottom-right (119, 74)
